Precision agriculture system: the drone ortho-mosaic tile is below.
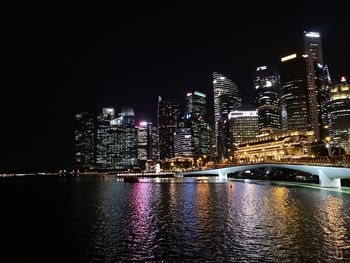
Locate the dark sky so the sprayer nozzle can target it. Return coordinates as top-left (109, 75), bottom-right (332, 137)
top-left (2, 3), bottom-right (349, 171)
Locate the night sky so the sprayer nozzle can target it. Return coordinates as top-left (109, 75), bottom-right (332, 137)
top-left (2, 3), bottom-right (349, 171)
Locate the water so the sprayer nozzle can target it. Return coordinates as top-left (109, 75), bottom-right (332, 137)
top-left (1, 176), bottom-right (350, 262)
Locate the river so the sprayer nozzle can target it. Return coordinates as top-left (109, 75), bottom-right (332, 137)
top-left (1, 176), bottom-right (350, 262)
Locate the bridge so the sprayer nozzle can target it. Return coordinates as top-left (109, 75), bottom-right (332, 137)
top-left (177, 163), bottom-right (350, 188)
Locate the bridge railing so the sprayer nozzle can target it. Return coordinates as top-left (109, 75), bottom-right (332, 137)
top-left (204, 156), bottom-right (350, 170)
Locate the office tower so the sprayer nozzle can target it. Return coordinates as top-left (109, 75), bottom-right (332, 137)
top-left (174, 128), bottom-right (193, 157)
top-left (75, 112), bottom-right (96, 170)
top-left (96, 108), bottom-right (116, 169)
top-left (327, 77), bottom-right (350, 153)
top-left (303, 31), bottom-right (326, 140)
top-left (316, 64), bottom-right (331, 139)
top-left (229, 110), bottom-right (259, 145)
top-left (137, 121), bottom-right (159, 162)
top-left (279, 53), bottom-right (311, 132)
top-left (158, 98), bottom-right (181, 159)
top-left (254, 66), bottom-right (281, 133)
top-left (186, 91), bottom-right (206, 117)
top-left (184, 91), bottom-right (211, 157)
top-left (213, 72), bottom-right (241, 158)
top-left (137, 121), bottom-right (148, 162)
top-left (118, 107), bottom-right (138, 168)
top-left (303, 31), bottom-right (323, 64)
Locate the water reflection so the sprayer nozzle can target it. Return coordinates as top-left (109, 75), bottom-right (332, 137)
top-left (1, 176), bottom-right (349, 261)
top-left (126, 183), bottom-right (157, 261)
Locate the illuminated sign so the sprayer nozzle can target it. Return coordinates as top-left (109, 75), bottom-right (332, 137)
top-left (317, 63), bottom-right (323, 69)
top-left (305, 32), bottom-right (320, 38)
top-left (281, 54), bottom-right (297, 62)
top-left (187, 92), bottom-right (193, 97)
top-left (341, 76), bottom-right (347, 82)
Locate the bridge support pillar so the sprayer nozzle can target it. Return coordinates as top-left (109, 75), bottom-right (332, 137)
top-left (318, 169), bottom-right (341, 188)
top-left (218, 171), bottom-right (227, 182)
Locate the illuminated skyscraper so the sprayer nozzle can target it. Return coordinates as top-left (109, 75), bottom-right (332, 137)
top-left (118, 107), bottom-right (138, 168)
top-left (158, 99), bottom-right (181, 159)
top-left (96, 108), bottom-right (116, 169)
top-left (213, 72), bottom-right (241, 158)
top-left (303, 31), bottom-right (323, 64)
top-left (186, 91), bottom-right (206, 117)
top-left (303, 31), bottom-right (327, 140)
top-left (279, 53), bottom-right (311, 132)
top-left (75, 112), bottom-right (96, 170)
top-left (174, 128), bottom-right (193, 157)
top-left (229, 110), bottom-right (259, 145)
top-left (254, 66), bottom-right (281, 133)
top-left (183, 91), bottom-right (211, 158)
top-left (137, 121), bottom-right (159, 163)
top-left (327, 77), bottom-right (350, 153)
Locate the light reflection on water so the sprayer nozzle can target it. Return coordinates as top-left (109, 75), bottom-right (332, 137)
top-left (0, 176), bottom-right (350, 262)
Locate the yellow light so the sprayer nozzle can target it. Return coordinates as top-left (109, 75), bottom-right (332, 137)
top-left (325, 136), bottom-right (331, 141)
top-left (281, 54), bottom-right (297, 62)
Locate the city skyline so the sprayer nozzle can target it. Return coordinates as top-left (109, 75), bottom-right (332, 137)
top-left (2, 4), bottom-right (350, 171)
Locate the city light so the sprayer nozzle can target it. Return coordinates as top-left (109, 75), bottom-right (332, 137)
top-left (305, 32), bottom-right (320, 38)
top-left (281, 54), bottom-right (297, 62)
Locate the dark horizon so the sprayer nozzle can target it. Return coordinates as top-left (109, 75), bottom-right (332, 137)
top-left (2, 3), bottom-right (349, 171)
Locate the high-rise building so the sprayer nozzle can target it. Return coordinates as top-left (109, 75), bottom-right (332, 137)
top-left (183, 91), bottom-right (211, 158)
top-left (303, 31), bottom-right (326, 140)
top-left (137, 121), bottom-right (148, 162)
top-left (327, 77), bottom-right (350, 153)
top-left (158, 99), bottom-right (181, 159)
top-left (254, 66), bottom-right (281, 133)
top-left (174, 128), bottom-right (193, 157)
top-left (186, 91), bottom-right (206, 117)
top-left (303, 31), bottom-right (323, 64)
top-left (279, 53), bottom-right (311, 133)
top-left (229, 110), bottom-right (259, 145)
top-left (96, 108), bottom-right (116, 169)
top-left (137, 121), bottom-right (159, 162)
top-left (213, 72), bottom-right (241, 158)
top-left (118, 107), bottom-right (138, 168)
top-left (75, 112), bottom-right (96, 170)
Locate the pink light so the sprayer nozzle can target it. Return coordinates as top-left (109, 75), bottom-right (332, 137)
top-left (341, 76), bottom-right (347, 82)
top-left (187, 92), bottom-right (193, 97)
top-left (139, 121), bottom-right (148, 126)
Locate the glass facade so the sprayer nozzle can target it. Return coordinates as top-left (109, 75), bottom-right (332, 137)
top-left (327, 78), bottom-right (350, 153)
top-left (213, 72), bottom-right (241, 158)
top-left (254, 66), bottom-right (281, 133)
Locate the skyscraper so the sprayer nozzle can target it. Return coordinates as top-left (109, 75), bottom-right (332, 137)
top-left (303, 31), bottom-right (323, 64)
top-left (183, 91), bottom-right (211, 158)
top-left (254, 66), bottom-right (281, 133)
top-left (327, 76), bottom-right (350, 153)
top-left (186, 91), bottom-right (206, 117)
top-left (229, 110), bottom-right (259, 145)
top-left (158, 99), bottom-right (181, 159)
top-left (118, 107), bottom-right (138, 168)
top-left (75, 112), bottom-right (96, 170)
top-left (279, 53), bottom-right (311, 132)
top-left (213, 72), bottom-right (241, 158)
top-left (303, 31), bottom-right (326, 140)
top-left (137, 121), bottom-right (159, 163)
top-left (174, 128), bottom-right (193, 157)
top-left (96, 108), bottom-right (116, 169)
